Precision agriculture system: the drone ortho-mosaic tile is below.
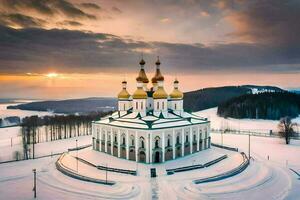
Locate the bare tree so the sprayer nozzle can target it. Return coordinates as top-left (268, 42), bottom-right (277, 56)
top-left (278, 116), bottom-right (297, 144)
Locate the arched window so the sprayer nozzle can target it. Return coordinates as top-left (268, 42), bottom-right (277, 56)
top-left (136, 102), bottom-right (138, 109)
top-left (193, 134), bottom-right (196, 141)
top-left (154, 136), bottom-right (160, 148)
top-left (114, 136), bottom-right (117, 143)
top-left (141, 140), bottom-right (144, 148)
top-left (130, 135), bottom-right (135, 146)
top-left (186, 135), bottom-right (189, 143)
top-left (123, 137), bottom-right (125, 145)
top-left (162, 102), bottom-right (164, 109)
top-left (176, 135), bottom-right (180, 144)
top-left (167, 138), bottom-right (170, 147)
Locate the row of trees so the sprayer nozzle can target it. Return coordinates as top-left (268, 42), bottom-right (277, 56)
top-left (217, 92), bottom-right (300, 120)
top-left (21, 111), bottom-right (111, 159)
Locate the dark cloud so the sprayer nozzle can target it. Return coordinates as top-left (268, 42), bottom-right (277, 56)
top-left (0, 0), bottom-right (97, 19)
top-left (0, 25), bottom-right (299, 75)
top-left (0, 13), bottom-right (46, 28)
top-left (56, 20), bottom-right (82, 26)
top-left (80, 3), bottom-right (101, 10)
top-left (226, 0), bottom-right (300, 46)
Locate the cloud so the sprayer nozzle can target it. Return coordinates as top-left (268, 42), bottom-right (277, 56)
top-left (0, 25), bottom-right (299, 76)
top-left (0, 13), bottom-right (46, 28)
top-left (225, 0), bottom-right (300, 46)
top-left (111, 6), bottom-right (122, 13)
top-left (56, 20), bottom-right (83, 27)
top-left (0, 0), bottom-right (97, 19)
top-left (80, 3), bottom-right (101, 10)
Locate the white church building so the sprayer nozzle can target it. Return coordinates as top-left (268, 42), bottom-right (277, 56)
top-left (92, 57), bottom-right (211, 163)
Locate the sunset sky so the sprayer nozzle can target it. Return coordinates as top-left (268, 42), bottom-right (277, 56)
top-left (0, 0), bottom-right (299, 99)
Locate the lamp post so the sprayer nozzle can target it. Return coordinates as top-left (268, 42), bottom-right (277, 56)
top-left (32, 169), bottom-right (36, 198)
top-left (76, 139), bottom-right (78, 173)
top-left (248, 134), bottom-right (251, 162)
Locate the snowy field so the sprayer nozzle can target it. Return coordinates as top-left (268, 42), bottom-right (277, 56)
top-left (0, 107), bottom-right (300, 199)
top-left (196, 107), bottom-right (300, 134)
top-left (0, 133), bottom-right (300, 199)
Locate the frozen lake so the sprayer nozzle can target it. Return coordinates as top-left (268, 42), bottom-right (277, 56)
top-left (0, 101), bottom-right (54, 119)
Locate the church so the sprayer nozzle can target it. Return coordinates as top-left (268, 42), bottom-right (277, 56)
top-left (92, 57), bottom-right (211, 163)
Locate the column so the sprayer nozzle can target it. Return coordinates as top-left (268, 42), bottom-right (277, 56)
top-left (110, 127), bottom-right (113, 154)
top-left (105, 129), bottom-right (107, 153)
top-left (181, 128), bottom-right (184, 156)
top-left (135, 131), bottom-right (138, 162)
top-left (172, 129), bottom-right (175, 159)
top-left (189, 127), bottom-right (193, 154)
top-left (117, 129), bottom-right (121, 157)
top-left (126, 130), bottom-right (129, 159)
top-left (146, 133), bottom-right (150, 163)
top-left (162, 131), bottom-right (165, 162)
top-left (197, 126), bottom-right (200, 152)
top-left (150, 133), bottom-right (153, 163)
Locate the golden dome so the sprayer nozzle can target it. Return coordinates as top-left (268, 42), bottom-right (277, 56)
top-left (152, 57), bottom-right (164, 83)
top-left (136, 59), bottom-right (149, 83)
top-left (153, 87), bottom-right (168, 99)
top-left (136, 68), bottom-right (149, 83)
top-left (170, 79), bottom-right (183, 99)
top-left (132, 88), bottom-right (148, 99)
top-left (170, 89), bottom-right (183, 99)
top-left (118, 89), bottom-right (130, 99)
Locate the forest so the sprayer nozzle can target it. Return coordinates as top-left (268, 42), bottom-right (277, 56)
top-left (217, 92), bottom-right (300, 120)
top-left (21, 111), bottom-right (111, 159)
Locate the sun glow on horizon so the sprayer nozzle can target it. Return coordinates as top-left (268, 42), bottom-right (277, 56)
top-left (46, 73), bottom-right (58, 78)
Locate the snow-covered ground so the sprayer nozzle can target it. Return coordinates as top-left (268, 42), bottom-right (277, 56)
top-left (0, 107), bottom-right (300, 199)
top-left (196, 107), bottom-right (300, 134)
top-left (0, 133), bottom-right (299, 200)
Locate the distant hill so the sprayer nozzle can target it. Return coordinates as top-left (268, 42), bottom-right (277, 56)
top-left (7, 97), bottom-right (117, 114)
top-left (217, 92), bottom-right (300, 120)
top-left (7, 85), bottom-right (285, 114)
top-left (183, 86), bottom-right (252, 112)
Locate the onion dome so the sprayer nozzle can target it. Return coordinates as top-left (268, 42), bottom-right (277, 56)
top-left (170, 79), bottom-right (183, 99)
top-left (139, 58), bottom-right (145, 65)
top-left (118, 81), bottom-right (131, 99)
top-left (132, 88), bottom-right (148, 99)
top-left (151, 57), bottom-right (164, 83)
top-left (132, 81), bottom-right (147, 99)
top-left (136, 59), bottom-right (149, 83)
top-left (153, 86), bottom-right (168, 99)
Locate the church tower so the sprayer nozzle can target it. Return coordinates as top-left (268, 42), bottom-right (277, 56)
top-left (152, 57), bottom-right (168, 116)
top-left (117, 80), bottom-right (131, 111)
top-left (132, 58), bottom-right (148, 116)
top-left (169, 78), bottom-right (184, 115)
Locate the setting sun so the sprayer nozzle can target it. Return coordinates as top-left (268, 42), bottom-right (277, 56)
top-left (46, 73), bottom-right (58, 78)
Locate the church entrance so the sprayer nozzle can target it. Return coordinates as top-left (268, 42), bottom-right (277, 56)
top-left (154, 151), bottom-right (160, 163)
top-left (139, 151), bottom-right (146, 162)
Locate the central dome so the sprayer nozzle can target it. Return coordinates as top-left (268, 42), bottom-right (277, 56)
top-left (153, 87), bottom-right (168, 99)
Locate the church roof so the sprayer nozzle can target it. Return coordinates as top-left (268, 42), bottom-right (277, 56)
top-left (94, 110), bottom-right (209, 130)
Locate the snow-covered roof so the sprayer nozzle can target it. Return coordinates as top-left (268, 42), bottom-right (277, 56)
top-left (93, 110), bottom-right (209, 130)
